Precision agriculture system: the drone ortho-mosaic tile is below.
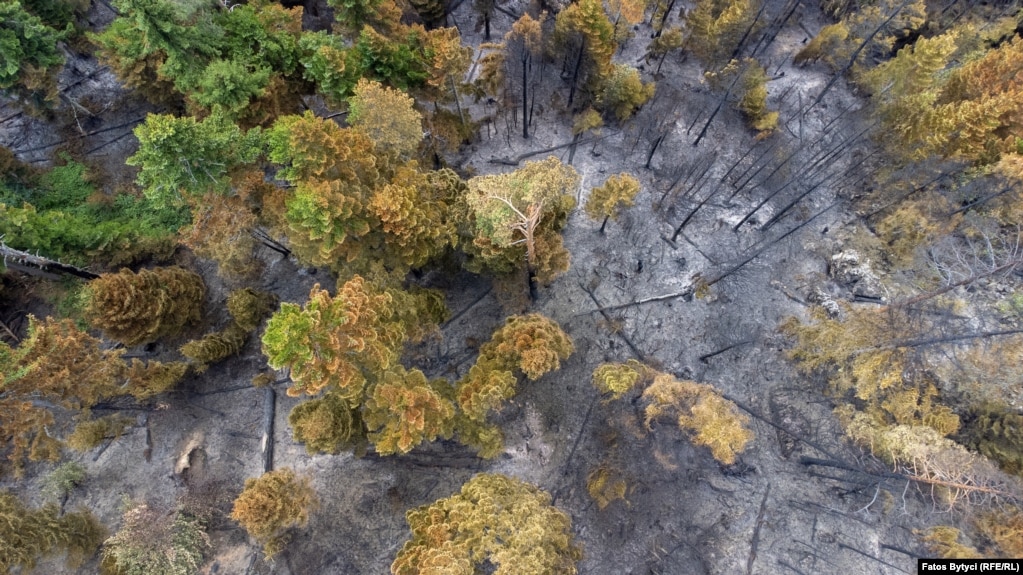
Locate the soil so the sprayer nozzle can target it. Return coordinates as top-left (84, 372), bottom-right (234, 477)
top-left (0, 0), bottom-right (986, 573)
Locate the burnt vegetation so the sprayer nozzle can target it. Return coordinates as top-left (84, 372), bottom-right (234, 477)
top-left (1, 0), bottom-right (1023, 571)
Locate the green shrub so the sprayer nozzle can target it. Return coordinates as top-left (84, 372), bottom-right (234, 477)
top-left (42, 461), bottom-right (87, 501)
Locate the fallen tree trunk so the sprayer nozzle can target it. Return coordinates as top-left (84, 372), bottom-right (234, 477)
top-left (1, 242), bottom-right (99, 280)
top-left (488, 135), bottom-right (607, 166)
top-left (579, 283), bottom-right (648, 361)
top-left (262, 387), bottom-right (275, 473)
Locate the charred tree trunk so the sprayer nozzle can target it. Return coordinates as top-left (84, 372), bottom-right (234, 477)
top-left (527, 264), bottom-right (539, 301)
top-left (810, 0), bottom-right (915, 109)
top-left (568, 38), bottom-right (586, 108)
top-left (522, 50), bottom-right (531, 139)
top-left (645, 134), bottom-right (665, 169)
top-left (262, 387), bottom-right (276, 473)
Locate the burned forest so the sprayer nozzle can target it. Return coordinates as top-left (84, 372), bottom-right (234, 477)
top-left (2, 0), bottom-right (1023, 572)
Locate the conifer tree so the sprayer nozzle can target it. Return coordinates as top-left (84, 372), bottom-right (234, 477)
top-left (974, 509), bottom-right (1023, 556)
top-left (705, 58), bottom-right (779, 136)
top-left (91, 0), bottom-right (221, 104)
top-left (646, 26), bottom-right (683, 75)
top-left (795, 0), bottom-right (926, 103)
top-left (262, 278), bottom-right (449, 455)
top-left (793, 23), bottom-right (850, 67)
top-left (348, 79), bottom-right (423, 159)
top-left (554, 0), bottom-right (616, 107)
top-left (353, 24), bottom-right (433, 90)
top-left (585, 173), bottom-right (641, 233)
top-left (86, 266), bottom-right (206, 346)
top-left (0, 491), bottom-right (104, 573)
top-left (419, 26), bottom-right (473, 112)
top-left (781, 304), bottom-right (960, 433)
top-left (642, 373), bottom-right (753, 464)
top-left (367, 166), bottom-right (463, 270)
top-left (268, 109), bottom-right (464, 276)
top-left (685, 0), bottom-right (758, 67)
top-left (961, 404), bottom-right (1023, 476)
top-left (94, 0), bottom-right (304, 117)
top-left (127, 111), bottom-right (262, 207)
top-left (595, 63), bottom-right (655, 121)
top-left (0, 1), bottom-right (66, 106)
top-left (454, 314), bottom-right (574, 456)
top-left (297, 31), bottom-right (364, 106)
top-left (180, 190), bottom-right (261, 281)
top-left (328, 0), bottom-right (402, 35)
top-left (261, 278), bottom-right (406, 400)
top-left (0, 316), bottom-right (188, 469)
top-left (858, 30), bottom-right (961, 161)
top-left (231, 468), bottom-right (318, 558)
top-left (363, 366), bottom-right (456, 455)
top-left (591, 359), bottom-right (647, 399)
top-left (265, 112), bottom-right (381, 268)
top-left (392, 473), bottom-right (582, 575)
top-left (482, 313), bottom-right (576, 380)
top-left (288, 392), bottom-right (366, 454)
top-left (607, 0), bottom-right (648, 40)
top-left (0, 317), bottom-right (117, 467)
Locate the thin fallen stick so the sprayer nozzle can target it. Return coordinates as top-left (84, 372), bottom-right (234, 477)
top-left (579, 283), bottom-right (647, 362)
top-left (442, 286), bottom-right (493, 328)
top-left (837, 542), bottom-right (910, 574)
top-left (576, 289), bottom-right (693, 316)
top-left (747, 483), bottom-right (772, 575)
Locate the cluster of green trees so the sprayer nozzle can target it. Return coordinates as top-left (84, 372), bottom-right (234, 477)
top-left (0, 152), bottom-right (186, 268)
top-left (262, 279), bottom-right (575, 458)
top-left (0, 0), bottom-right (71, 108)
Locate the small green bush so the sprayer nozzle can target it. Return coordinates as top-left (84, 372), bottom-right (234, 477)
top-left (43, 461), bottom-right (87, 501)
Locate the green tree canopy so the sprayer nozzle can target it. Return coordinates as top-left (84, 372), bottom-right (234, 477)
top-left (464, 156), bottom-right (579, 283)
top-left (127, 111), bottom-right (261, 207)
top-left (0, 0), bottom-right (66, 103)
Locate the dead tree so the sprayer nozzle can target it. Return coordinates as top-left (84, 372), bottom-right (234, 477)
top-left (0, 242), bottom-right (99, 280)
top-left (749, 0), bottom-right (800, 58)
top-left (809, 0), bottom-right (917, 110)
top-left (692, 60), bottom-right (751, 147)
top-left (707, 201), bottom-right (840, 286)
top-left (262, 387), bottom-right (276, 473)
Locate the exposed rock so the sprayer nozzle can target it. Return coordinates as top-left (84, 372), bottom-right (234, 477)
top-left (830, 250), bottom-right (884, 300)
top-left (808, 286), bottom-right (841, 318)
